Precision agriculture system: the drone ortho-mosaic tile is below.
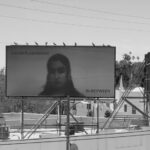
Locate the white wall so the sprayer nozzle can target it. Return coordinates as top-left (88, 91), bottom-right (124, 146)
top-left (1, 127), bottom-right (150, 150)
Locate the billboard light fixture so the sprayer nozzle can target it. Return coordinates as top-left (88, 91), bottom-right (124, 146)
top-left (35, 42), bottom-right (38, 46)
top-left (63, 42), bottom-right (66, 46)
top-left (74, 42), bottom-right (77, 46)
top-left (14, 42), bottom-right (18, 45)
top-left (92, 43), bottom-right (95, 47)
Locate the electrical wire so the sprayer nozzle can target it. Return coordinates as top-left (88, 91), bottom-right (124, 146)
top-left (0, 14), bottom-right (150, 33)
top-left (31, 0), bottom-right (150, 21)
top-left (0, 2), bottom-right (150, 26)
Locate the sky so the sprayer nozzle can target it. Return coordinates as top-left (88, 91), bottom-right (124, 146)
top-left (0, 0), bottom-right (150, 69)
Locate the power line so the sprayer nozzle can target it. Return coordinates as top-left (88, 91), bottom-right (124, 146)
top-left (0, 14), bottom-right (150, 32)
top-left (32, 0), bottom-right (150, 21)
top-left (0, 3), bottom-right (150, 26)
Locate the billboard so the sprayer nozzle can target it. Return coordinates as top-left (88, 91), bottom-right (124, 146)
top-left (6, 45), bottom-right (115, 98)
top-left (145, 52), bottom-right (150, 100)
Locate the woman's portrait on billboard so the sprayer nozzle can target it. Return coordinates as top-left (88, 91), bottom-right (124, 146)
top-left (40, 53), bottom-right (84, 97)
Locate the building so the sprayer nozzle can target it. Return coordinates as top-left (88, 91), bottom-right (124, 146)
top-left (116, 75), bottom-right (145, 116)
top-left (118, 87), bottom-right (144, 116)
top-left (72, 100), bottom-right (112, 118)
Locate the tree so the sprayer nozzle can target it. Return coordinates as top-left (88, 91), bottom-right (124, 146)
top-left (131, 62), bottom-right (144, 86)
top-left (0, 68), bottom-right (6, 102)
top-left (116, 53), bottom-right (132, 88)
top-left (104, 110), bottom-right (111, 118)
top-left (115, 52), bottom-right (144, 88)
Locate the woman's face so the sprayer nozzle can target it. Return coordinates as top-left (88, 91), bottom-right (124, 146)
top-left (47, 60), bottom-right (68, 89)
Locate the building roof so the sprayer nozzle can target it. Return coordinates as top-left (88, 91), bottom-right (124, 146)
top-left (132, 87), bottom-right (144, 92)
top-left (127, 87), bottom-right (144, 98)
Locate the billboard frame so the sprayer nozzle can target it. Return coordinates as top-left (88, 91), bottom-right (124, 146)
top-left (6, 45), bottom-right (116, 99)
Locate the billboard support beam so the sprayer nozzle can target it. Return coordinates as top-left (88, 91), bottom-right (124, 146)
top-left (66, 95), bottom-right (70, 150)
top-left (21, 97), bottom-right (24, 140)
top-left (96, 99), bottom-right (99, 133)
top-left (58, 98), bottom-right (62, 136)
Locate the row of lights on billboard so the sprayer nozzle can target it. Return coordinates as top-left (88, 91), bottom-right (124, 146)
top-left (13, 42), bottom-right (112, 47)
top-left (13, 42), bottom-right (94, 46)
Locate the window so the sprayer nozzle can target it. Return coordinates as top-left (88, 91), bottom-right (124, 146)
top-left (132, 107), bottom-right (136, 114)
top-left (87, 104), bottom-right (91, 109)
top-left (72, 105), bottom-right (76, 110)
top-left (124, 104), bottom-right (127, 112)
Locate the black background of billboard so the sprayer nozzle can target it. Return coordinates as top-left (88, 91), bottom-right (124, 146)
top-left (6, 45), bottom-right (116, 98)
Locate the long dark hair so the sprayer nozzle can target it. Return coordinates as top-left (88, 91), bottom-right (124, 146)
top-left (40, 53), bottom-right (81, 96)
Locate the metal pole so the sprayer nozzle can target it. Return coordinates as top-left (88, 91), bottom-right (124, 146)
top-left (57, 100), bottom-right (60, 134)
top-left (59, 98), bottom-right (62, 135)
top-left (145, 61), bottom-right (149, 125)
top-left (66, 95), bottom-right (70, 150)
top-left (96, 99), bottom-right (99, 133)
top-left (21, 98), bottom-right (24, 139)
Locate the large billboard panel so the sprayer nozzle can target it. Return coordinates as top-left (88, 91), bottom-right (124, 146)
top-left (145, 53), bottom-right (150, 100)
top-left (6, 46), bottom-right (115, 98)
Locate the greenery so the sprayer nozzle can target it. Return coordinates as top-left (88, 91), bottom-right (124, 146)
top-left (104, 110), bottom-right (111, 118)
top-left (0, 52), bottom-right (145, 113)
top-left (115, 52), bottom-right (144, 89)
